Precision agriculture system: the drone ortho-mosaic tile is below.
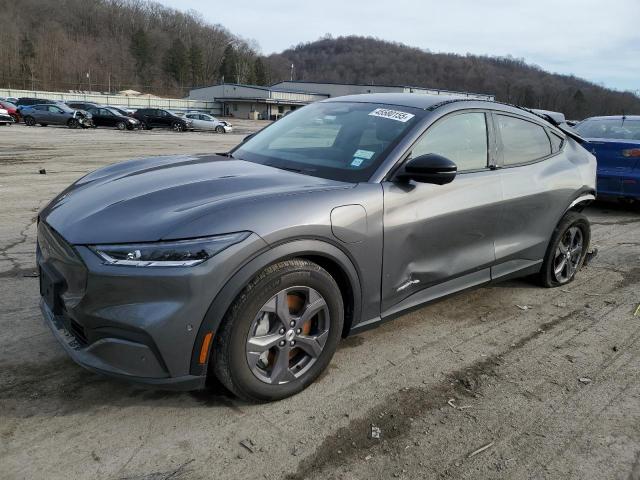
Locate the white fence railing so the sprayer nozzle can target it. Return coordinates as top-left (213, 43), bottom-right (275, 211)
top-left (0, 88), bottom-right (222, 113)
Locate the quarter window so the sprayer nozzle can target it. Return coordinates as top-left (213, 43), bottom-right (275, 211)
top-left (549, 131), bottom-right (564, 153)
top-left (497, 115), bottom-right (552, 165)
top-left (411, 112), bottom-right (488, 171)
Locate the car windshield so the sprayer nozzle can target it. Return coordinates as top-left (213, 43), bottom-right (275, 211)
top-left (575, 118), bottom-right (640, 140)
top-left (1, 102), bottom-right (16, 109)
top-left (233, 101), bottom-right (424, 182)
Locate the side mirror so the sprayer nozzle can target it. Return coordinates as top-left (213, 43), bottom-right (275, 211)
top-left (397, 153), bottom-right (457, 185)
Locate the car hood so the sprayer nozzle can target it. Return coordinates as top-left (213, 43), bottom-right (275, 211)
top-left (40, 155), bottom-right (350, 244)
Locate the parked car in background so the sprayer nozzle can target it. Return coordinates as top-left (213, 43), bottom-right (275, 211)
top-left (87, 106), bottom-right (140, 130)
top-left (22, 103), bottom-right (93, 128)
top-left (575, 115), bottom-right (640, 201)
top-left (15, 97), bottom-right (57, 112)
top-left (0, 100), bottom-right (20, 122)
top-left (106, 105), bottom-right (135, 117)
top-left (133, 108), bottom-right (193, 131)
top-left (37, 94), bottom-right (596, 401)
top-left (184, 112), bottom-right (233, 133)
top-left (0, 96), bottom-right (19, 104)
top-left (0, 107), bottom-right (13, 125)
top-left (66, 101), bottom-right (100, 111)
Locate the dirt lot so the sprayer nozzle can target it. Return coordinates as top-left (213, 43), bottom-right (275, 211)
top-left (1, 123), bottom-right (639, 480)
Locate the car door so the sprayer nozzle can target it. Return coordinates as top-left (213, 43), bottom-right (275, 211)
top-left (47, 105), bottom-right (66, 124)
top-left (100, 108), bottom-right (117, 127)
top-left (381, 110), bottom-right (502, 315)
top-left (87, 108), bottom-right (103, 126)
top-left (200, 114), bottom-right (217, 130)
top-left (491, 112), bottom-right (569, 277)
top-left (186, 114), bottom-right (206, 130)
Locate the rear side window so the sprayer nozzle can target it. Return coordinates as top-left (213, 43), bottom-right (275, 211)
top-left (497, 115), bottom-right (552, 165)
top-left (549, 131), bottom-right (564, 153)
top-left (411, 112), bottom-right (488, 171)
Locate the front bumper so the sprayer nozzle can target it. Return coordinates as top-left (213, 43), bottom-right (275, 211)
top-left (40, 299), bottom-right (205, 390)
top-left (37, 221), bottom-right (267, 390)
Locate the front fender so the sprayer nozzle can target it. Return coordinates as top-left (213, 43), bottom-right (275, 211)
top-left (189, 238), bottom-right (363, 376)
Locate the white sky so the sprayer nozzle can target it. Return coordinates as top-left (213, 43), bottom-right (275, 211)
top-left (157, 0), bottom-right (640, 92)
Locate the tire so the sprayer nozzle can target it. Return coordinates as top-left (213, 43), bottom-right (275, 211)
top-left (212, 259), bottom-right (344, 402)
top-left (10, 114), bottom-right (19, 123)
top-left (116, 121), bottom-right (126, 130)
top-left (67, 118), bottom-right (79, 129)
top-left (172, 121), bottom-right (185, 132)
top-left (40, 123), bottom-right (48, 127)
top-left (24, 116), bottom-right (36, 126)
top-left (215, 125), bottom-right (225, 133)
top-left (539, 211), bottom-right (591, 288)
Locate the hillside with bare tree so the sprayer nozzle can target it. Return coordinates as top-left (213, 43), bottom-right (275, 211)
top-left (266, 36), bottom-right (640, 118)
top-left (0, 0), bottom-right (264, 96)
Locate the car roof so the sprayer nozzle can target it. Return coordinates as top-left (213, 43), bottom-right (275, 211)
top-left (324, 93), bottom-right (471, 110)
top-left (582, 115), bottom-right (640, 121)
top-left (322, 93), bottom-right (554, 124)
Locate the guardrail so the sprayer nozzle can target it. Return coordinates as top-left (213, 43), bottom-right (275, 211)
top-left (0, 88), bottom-right (222, 113)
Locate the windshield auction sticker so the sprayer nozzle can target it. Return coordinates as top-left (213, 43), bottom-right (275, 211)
top-left (368, 108), bottom-right (415, 123)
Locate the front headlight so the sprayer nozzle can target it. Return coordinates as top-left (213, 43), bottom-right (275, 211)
top-left (89, 232), bottom-right (250, 267)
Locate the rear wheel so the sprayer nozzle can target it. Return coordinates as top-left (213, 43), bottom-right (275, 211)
top-left (212, 259), bottom-right (344, 402)
top-left (540, 211), bottom-right (591, 287)
top-left (24, 116), bottom-right (36, 126)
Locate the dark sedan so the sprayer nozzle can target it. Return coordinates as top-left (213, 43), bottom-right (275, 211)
top-left (87, 107), bottom-right (141, 130)
top-left (132, 108), bottom-right (193, 131)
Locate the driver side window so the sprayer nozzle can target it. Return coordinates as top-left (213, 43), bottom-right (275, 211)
top-left (411, 112), bottom-right (488, 171)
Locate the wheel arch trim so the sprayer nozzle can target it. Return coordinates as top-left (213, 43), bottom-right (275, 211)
top-left (189, 239), bottom-right (363, 376)
top-left (566, 192), bottom-right (595, 212)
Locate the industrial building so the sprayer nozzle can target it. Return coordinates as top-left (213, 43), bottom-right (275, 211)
top-left (188, 81), bottom-right (494, 120)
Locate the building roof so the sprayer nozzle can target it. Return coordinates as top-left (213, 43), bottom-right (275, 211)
top-left (190, 82), bottom-right (328, 97)
top-left (271, 80), bottom-right (493, 99)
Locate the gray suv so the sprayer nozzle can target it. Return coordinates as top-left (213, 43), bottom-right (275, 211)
top-left (37, 94), bottom-right (596, 401)
top-left (22, 103), bottom-right (93, 128)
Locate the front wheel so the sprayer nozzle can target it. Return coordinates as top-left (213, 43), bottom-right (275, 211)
top-left (172, 121), bottom-right (184, 132)
top-left (215, 125), bottom-right (225, 133)
top-left (540, 211), bottom-right (591, 287)
top-left (24, 116), bottom-right (36, 126)
top-left (116, 121), bottom-right (126, 130)
top-left (67, 118), bottom-right (79, 129)
top-left (212, 259), bottom-right (344, 402)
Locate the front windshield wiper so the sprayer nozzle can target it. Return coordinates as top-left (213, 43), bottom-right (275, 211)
top-left (218, 151), bottom-right (239, 159)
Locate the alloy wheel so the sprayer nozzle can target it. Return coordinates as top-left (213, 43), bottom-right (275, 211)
top-left (553, 226), bottom-right (583, 283)
top-left (245, 286), bottom-right (330, 385)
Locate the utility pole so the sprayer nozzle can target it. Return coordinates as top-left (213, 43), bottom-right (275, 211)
top-left (290, 63), bottom-right (294, 81)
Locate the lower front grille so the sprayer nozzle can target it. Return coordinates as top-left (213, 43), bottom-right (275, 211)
top-left (68, 318), bottom-right (88, 346)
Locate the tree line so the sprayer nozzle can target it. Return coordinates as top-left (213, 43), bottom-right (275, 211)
top-left (0, 0), bottom-right (269, 96)
top-left (265, 36), bottom-right (640, 119)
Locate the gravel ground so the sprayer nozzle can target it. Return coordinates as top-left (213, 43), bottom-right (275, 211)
top-left (1, 123), bottom-right (639, 480)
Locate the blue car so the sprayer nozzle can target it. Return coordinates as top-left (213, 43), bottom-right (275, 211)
top-left (575, 116), bottom-right (640, 201)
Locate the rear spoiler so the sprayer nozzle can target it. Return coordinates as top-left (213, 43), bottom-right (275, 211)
top-left (519, 107), bottom-right (588, 145)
